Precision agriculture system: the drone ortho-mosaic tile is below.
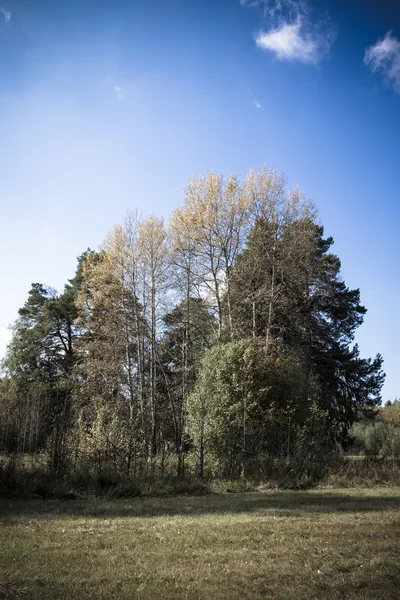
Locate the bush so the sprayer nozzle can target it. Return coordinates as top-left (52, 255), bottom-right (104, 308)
top-left (324, 456), bottom-right (400, 487)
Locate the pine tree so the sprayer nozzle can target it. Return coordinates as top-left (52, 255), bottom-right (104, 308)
top-left (3, 256), bottom-right (84, 471)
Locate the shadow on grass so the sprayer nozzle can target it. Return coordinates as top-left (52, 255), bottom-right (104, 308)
top-left (1, 490), bottom-right (399, 521)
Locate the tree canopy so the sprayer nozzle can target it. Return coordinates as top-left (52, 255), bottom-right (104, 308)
top-left (0, 167), bottom-right (385, 480)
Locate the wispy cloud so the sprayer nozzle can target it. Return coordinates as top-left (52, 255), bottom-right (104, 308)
top-left (106, 76), bottom-right (140, 102)
top-left (364, 32), bottom-right (400, 94)
top-left (242, 0), bottom-right (335, 64)
top-left (0, 7), bottom-right (11, 23)
top-left (253, 100), bottom-right (262, 108)
top-left (114, 85), bottom-right (126, 101)
top-left (241, 0), bottom-right (305, 21)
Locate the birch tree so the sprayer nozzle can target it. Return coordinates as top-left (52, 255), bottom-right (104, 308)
top-left (138, 215), bottom-right (169, 459)
top-left (170, 172), bottom-right (249, 341)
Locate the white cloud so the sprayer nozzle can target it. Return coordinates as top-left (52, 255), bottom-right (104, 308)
top-left (106, 77), bottom-right (140, 102)
top-left (253, 100), bottom-right (262, 108)
top-left (114, 85), bottom-right (125, 101)
top-left (364, 32), bottom-right (400, 94)
top-left (242, 0), bottom-right (335, 64)
top-left (256, 20), bottom-right (320, 63)
top-left (0, 7), bottom-right (11, 23)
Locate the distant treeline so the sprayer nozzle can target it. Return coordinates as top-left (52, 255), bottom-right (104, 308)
top-left (0, 167), bottom-right (386, 489)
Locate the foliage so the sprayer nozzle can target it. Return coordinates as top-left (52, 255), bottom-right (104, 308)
top-left (187, 339), bottom-right (344, 480)
top-left (0, 166), bottom-right (386, 486)
top-left (351, 401), bottom-right (400, 465)
top-left (0, 258), bottom-right (85, 472)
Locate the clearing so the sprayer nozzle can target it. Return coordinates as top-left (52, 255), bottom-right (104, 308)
top-left (1, 487), bottom-right (399, 599)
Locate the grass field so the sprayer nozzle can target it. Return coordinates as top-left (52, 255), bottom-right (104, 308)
top-left (1, 487), bottom-right (400, 599)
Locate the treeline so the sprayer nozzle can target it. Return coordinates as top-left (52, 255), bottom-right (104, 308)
top-left (0, 167), bottom-right (385, 489)
top-left (352, 400), bottom-right (400, 462)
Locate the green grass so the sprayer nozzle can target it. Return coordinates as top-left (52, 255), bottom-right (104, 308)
top-left (1, 487), bottom-right (400, 599)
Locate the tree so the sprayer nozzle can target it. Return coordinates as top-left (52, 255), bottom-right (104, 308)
top-left (75, 215), bottom-right (170, 475)
top-left (138, 215), bottom-right (169, 459)
top-left (0, 165), bottom-right (385, 488)
top-left (170, 172), bottom-right (249, 340)
top-left (229, 214), bottom-right (385, 443)
top-left (187, 339), bottom-right (310, 478)
top-left (159, 297), bottom-right (215, 475)
top-left (75, 247), bottom-right (145, 476)
top-left (231, 168), bottom-right (317, 344)
top-left (2, 257), bottom-right (84, 472)
top-left (305, 230), bottom-right (384, 441)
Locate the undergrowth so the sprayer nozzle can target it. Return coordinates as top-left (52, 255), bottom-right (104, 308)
top-left (1, 453), bottom-right (399, 499)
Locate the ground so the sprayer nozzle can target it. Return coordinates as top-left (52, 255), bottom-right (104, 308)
top-left (1, 487), bottom-right (400, 599)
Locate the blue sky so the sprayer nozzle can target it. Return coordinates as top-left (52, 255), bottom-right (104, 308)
top-left (0, 0), bottom-right (399, 400)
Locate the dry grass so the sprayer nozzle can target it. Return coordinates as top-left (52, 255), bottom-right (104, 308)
top-left (1, 487), bottom-right (400, 599)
